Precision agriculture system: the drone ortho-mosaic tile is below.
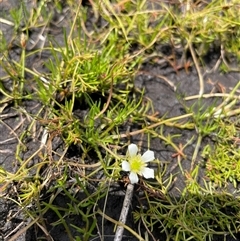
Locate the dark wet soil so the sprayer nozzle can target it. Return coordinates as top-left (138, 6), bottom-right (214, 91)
top-left (1, 1), bottom-right (240, 241)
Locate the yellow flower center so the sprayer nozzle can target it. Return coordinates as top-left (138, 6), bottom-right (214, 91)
top-left (129, 154), bottom-right (145, 173)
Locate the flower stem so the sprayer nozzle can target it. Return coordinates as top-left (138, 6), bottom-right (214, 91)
top-left (114, 183), bottom-right (134, 241)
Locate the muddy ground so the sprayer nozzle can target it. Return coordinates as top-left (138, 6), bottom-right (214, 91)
top-left (0, 1), bottom-right (240, 241)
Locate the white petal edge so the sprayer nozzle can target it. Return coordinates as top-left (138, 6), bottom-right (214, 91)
top-left (128, 143), bottom-right (138, 157)
top-left (129, 172), bottom-right (139, 184)
top-left (122, 161), bottom-right (131, 171)
top-left (141, 167), bottom-right (154, 179)
top-left (141, 150), bottom-right (155, 162)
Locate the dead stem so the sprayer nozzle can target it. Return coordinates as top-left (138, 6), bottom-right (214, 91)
top-left (190, 135), bottom-right (202, 171)
top-left (111, 113), bottom-right (193, 139)
top-left (114, 183), bottom-right (134, 241)
top-left (0, 119), bottom-right (25, 148)
top-left (97, 208), bottom-right (144, 241)
top-left (189, 42), bottom-right (204, 96)
top-left (184, 93), bottom-right (240, 101)
top-left (0, 137), bottom-right (16, 144)
top-left (137, 71), bottom-right (176, 91)
top-left (0, 17), bottom-right (14, 26)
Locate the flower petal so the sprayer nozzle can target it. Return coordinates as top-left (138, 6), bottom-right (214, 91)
top-left (129, 172), bottom-right (139, 184)
top-left (128, 143), bottom-right (138, 157)
top-left (141, 167), bottom-right (154, 179)
top-left (122, 161), bottom-right (131, 171)
top-left (141, 150), bottom-right (155, 162)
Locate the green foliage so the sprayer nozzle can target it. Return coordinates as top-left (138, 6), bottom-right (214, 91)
top-left (0, 0), bottom-right (240, 240)
top-left (133, 191), bottom-right (240, 241)
top-left (202, 120), bottom-right (240, 187)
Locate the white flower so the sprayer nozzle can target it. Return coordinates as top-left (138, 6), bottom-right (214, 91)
top-left (122, 143), bottom-right (155, 184)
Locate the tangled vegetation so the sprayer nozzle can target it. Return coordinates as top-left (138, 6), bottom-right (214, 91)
top-left (0, 0), bottom-right (240, 240)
